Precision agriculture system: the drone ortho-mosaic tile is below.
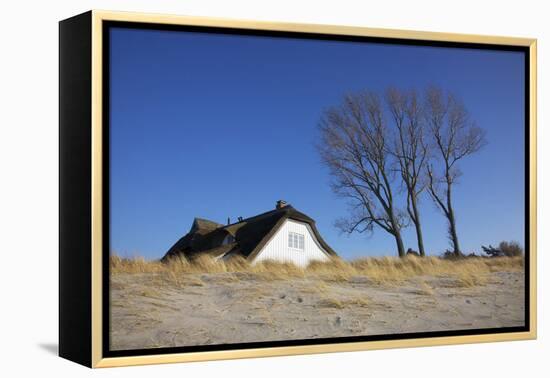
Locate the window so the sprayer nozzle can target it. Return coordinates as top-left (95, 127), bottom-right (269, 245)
top-left (222, 234), bottom-right (235, 245)
top-left (288, 232), bottom-right (304, 250)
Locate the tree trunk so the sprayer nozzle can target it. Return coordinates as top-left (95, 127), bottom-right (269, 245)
top-left (394, 231), bottom-right (406, 258)
top-left (388, 204), bottom-right (406, 258)
top-left (410, 196), bottom-right (426, 257)
top-left (446, 183), bottom-right (461, 256)
top-left (448, 208), bottom-right (461, 256)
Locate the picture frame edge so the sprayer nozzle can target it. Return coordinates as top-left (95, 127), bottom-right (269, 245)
top-left (58, 9), bottom-right (538, 368)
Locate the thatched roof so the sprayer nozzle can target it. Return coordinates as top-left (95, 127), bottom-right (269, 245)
top-left (161, 203), bottom-right (337, 262)
top-left (192, 218), bottom-right (224, 233)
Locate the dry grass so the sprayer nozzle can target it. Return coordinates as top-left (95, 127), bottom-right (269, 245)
top-left (139, 288), bottom-right (161, 298)
top-left (346, 256), bottom-right (520, 286)
top-left (110, 254), bottom-right (523, 287)
top-left (410, 281), bottom-right (435, 296)
top-left (318, 295), bottom-right (369, 309)
top-left (301, 281), bottom-right (330, 294)
top-left (318, 297), bottom-right (346, 309)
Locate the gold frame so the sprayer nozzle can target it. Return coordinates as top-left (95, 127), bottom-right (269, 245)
top-left (89, 9), bottom-right (537, 368)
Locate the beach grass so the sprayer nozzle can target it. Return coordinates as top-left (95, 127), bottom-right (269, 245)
top-left (110, 254), bottom-right (523, 287)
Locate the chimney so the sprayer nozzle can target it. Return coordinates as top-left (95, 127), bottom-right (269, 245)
top-left (276, 200), bottom-right (289, 209)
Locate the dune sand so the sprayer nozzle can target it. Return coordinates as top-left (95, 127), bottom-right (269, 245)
top-left (109, 270), bottom-right (524, 351)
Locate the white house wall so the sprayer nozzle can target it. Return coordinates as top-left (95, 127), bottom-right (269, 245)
top-left (252, 219), bottom-right (331, 267)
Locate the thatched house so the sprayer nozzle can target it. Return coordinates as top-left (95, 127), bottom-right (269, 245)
top-left (162, 201), bottom-right (337, 267)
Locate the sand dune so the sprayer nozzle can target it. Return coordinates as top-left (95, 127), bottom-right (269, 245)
top-left (110, 269), bottom-right (524, 351)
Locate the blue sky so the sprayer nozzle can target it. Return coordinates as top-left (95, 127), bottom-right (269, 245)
top-left (109, 27), bottom-right (525, 260)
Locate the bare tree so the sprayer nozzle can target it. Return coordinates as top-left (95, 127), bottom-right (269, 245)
top-left (424, 87), bottom-right (487, 257)
top-left (318, 92), bottom-right (408, 258)
top-left (386, 88), bottom-right (429, 257)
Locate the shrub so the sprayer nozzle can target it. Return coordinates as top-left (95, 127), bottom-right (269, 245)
top-left (441, 250), bottom-right (461, 260)
top-left (482, 241), bottom-right (523, 257)
top-left (498, 241), bottom-right (524, 257)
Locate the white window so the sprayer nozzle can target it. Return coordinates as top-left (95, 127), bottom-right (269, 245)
top-left (288, 232), bottom-right (304, 250)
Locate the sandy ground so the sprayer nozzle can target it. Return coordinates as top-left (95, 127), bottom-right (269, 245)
top-left (110, 271), bottom-right (525, 351)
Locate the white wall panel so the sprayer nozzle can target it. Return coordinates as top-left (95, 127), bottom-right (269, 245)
top-left (253, 219), bottom-right (331, 267)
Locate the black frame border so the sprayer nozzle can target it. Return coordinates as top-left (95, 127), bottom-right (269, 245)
top-left (59, 11), bottom-right (94, 367)
top-left (101, 20), bottom-right (531, 359)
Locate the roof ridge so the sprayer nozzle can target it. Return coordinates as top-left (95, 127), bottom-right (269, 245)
top-left (194, 216), bottom-right (222, 223)
top-left (222, 206), bottom-right (293, 229)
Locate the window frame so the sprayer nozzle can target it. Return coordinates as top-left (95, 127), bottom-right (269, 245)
top-left (288, 231), bottom-right (305, 251)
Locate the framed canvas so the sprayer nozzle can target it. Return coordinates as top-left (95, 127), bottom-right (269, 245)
top-left (59, 10), bottom-right (537, 368)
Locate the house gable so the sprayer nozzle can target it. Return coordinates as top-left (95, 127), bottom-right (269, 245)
top-left (250, 219), bottom-right (332, 267)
